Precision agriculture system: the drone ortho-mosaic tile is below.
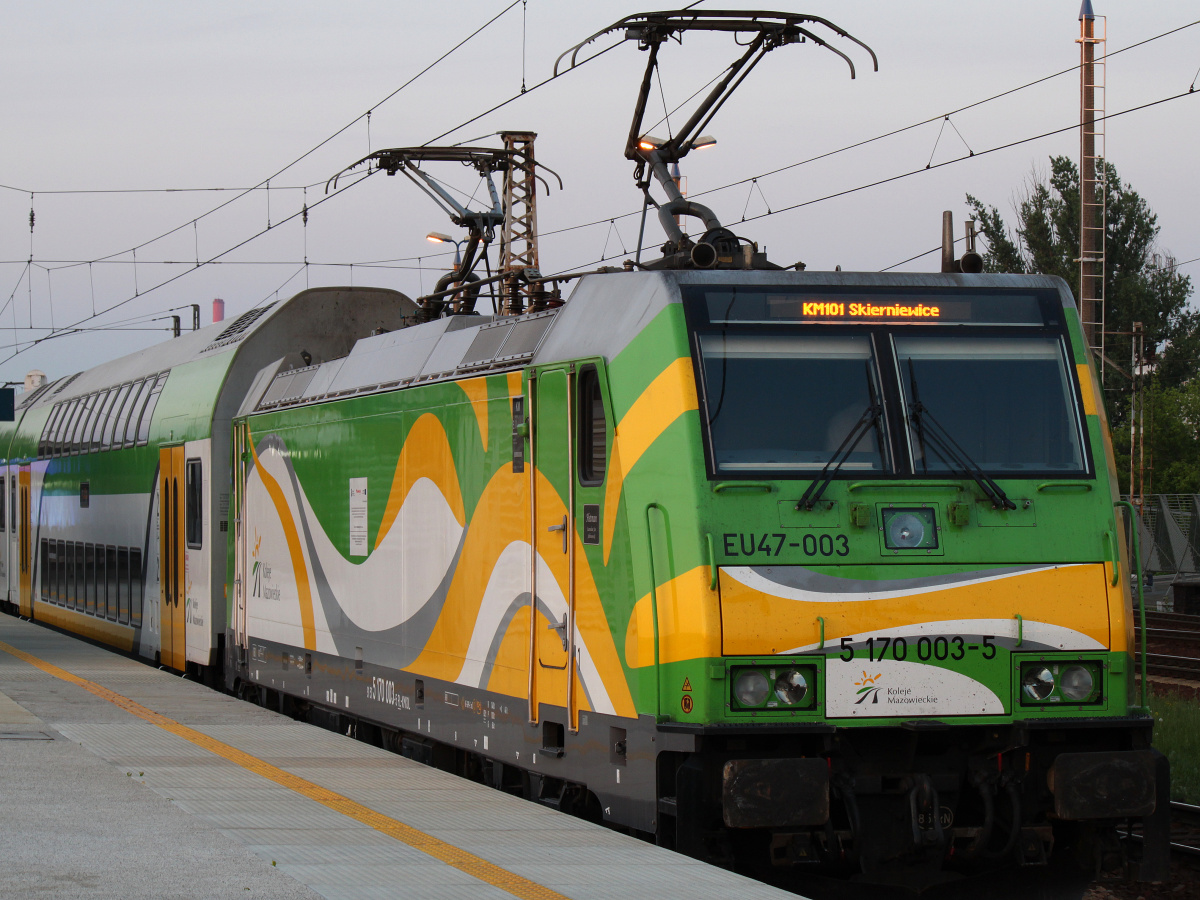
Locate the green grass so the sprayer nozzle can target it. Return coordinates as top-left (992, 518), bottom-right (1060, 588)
top-left (1150, 688), bottom-right (1200, 803)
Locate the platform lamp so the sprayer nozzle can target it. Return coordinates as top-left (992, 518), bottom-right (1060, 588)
top-left (426, 232), bottom-right (464, 267)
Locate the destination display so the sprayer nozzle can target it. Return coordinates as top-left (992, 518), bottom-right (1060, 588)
top-left (692, 288), bottom-right (1053, 327)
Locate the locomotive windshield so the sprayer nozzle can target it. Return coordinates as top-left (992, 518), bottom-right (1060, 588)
top-left (698, 333), bottom-right (887, 473)
top-left (684, 284), bottom-right (1089, 479)
top-left (897, 335), bottom-right (1086, 473)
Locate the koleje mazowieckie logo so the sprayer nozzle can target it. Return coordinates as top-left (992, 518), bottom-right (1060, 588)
top-left (855, 670), bottom-right (883, 704)
top-left (250, 533), bottom-right (262, 598)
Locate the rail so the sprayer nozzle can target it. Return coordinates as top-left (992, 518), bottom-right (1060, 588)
top-left (1124, 800), bottom-right (1200, 864)
top-left (1135, 612), bottom-right (1200, 681)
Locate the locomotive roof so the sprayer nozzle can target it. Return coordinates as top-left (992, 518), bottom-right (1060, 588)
top-left (19, 286), bottom-right (417, 412)
top-left (242, 270), bottom-right (1076, 416)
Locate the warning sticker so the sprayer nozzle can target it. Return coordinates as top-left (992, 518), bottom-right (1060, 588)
top-left (682, 677), bottom-right (692, 692)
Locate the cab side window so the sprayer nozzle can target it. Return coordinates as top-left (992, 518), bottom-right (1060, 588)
top-left (578, 367), bottom-right (608, 485)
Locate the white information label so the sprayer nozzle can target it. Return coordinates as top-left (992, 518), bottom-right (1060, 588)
top-left (349, 477), bottom-right (368, 556)
top-left (827, 659), bottom-right (1005, 718)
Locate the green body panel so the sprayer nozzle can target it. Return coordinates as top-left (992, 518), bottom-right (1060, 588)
top-left (146, 354), bottom-right (229, 446)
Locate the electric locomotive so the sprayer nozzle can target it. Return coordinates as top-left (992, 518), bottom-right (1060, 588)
top-left (0, 9), bottom-right (1169, 894)
top-left (227, 265), bottom-right (1163, 891)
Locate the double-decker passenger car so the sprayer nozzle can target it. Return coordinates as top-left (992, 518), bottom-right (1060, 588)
top-left (0, 287), bottom-right (413, 675)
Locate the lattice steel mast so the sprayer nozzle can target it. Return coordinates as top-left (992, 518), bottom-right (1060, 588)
top-left (1078, 0), bottom-right (1107, 375)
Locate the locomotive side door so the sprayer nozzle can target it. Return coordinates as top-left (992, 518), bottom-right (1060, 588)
top-left (530, 365), bottom-right (580, 733)
top-left (18, 466), bottom-right (30, 616)
top-left (158, 446), bottom-right (186, 670)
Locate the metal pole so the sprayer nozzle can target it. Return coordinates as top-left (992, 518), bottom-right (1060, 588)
top-left (1137, 325), bottom-right (1145, 510)
top-left (1079, 3), bottom-right (1098, 351)
top-left (1129, 323), bottom-right (1136, 507)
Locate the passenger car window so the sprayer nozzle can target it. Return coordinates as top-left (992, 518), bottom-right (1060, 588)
top-left (185, 459), bottom-right (203, 548)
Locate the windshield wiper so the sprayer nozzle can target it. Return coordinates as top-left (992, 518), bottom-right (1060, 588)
top-left (795, 402), bottom-right (882, 511)
top-left (907, 360), bottom-right (1016, 510)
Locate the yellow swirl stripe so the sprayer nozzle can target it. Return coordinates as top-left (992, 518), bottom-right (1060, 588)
top-left (249, 437), bottom-right (316, 650)
top-left (375, 413), bottom-right (466, 551)
top-left (603, 357), bottom-right (699, 563)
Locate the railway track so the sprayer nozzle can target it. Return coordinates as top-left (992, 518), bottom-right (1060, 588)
top-left (1134, 611), bottom-right (1200, 681)
top-left (1121, 801), bottom-right (1200, 875)
top-left (1170, 801), bottom-right (1200, 861)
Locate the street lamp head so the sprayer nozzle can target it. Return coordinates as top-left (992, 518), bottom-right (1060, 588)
top-left (426, 231), bottom-right (454, 244)
top-left (689, 135), bottom-right (717, 151)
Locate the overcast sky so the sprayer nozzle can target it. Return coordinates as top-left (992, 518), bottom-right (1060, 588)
top-left (2, 1), bottom-right (1197, 386)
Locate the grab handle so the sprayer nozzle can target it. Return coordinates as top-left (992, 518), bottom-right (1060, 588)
top-left (1036, 481), bottom-right (1092, 493)
top-left (712, 481), bottom-right (773, 494)
top-left (848, 481), bottom-right (965, 492)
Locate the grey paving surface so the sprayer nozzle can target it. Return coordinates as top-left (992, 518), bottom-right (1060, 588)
top-left (0, 670), bottom-right (322, 898)
top-left (0, 614), bottom-right (798, 900)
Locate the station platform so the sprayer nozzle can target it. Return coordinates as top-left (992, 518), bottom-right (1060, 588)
top-left (0, 614), bottom-right (796, 900)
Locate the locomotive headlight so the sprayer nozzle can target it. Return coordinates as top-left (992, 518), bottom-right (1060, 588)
top-left (733, 669), bottom-right (770, 707)
top-left (1020, 661), bottom-right (1103, 705)
top-left (1060, 665), bottom-right (1095, 701)
top-left (774, 669), bottom-right (809, 705)
top-left (1021, 665), bottom-right (1056, 701)
top-left (882, 508), bottom-right (938, 550)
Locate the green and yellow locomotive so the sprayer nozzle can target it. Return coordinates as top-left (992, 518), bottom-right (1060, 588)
top-left (0, 9), bottom-right (1168, 893)
top-left (226, 267), bottom-right (1162, 890)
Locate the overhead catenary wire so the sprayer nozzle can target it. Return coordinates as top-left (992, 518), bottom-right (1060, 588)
top-left (545, 87), bottom-right (1200, 278)
top-left (11, 84), bottom-right (1199, 289)
top-left (529, 17), bottom-right (1200, 244)
top-left (4, 13), bottom-right (1198, 369)
top-left (0, 170), bottom-right (374, 368)
top-left (0, 2), bottom-right (524, 291)
top-left (12, 80), bottom-right (1199, 285)
top-left (735, 90), bottom-right (1200, 227)
top-left (0, 3), bottom-right (529, 364)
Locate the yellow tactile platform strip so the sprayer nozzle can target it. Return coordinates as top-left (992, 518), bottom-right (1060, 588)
top-left (0, 639), bottom-right (567, 900)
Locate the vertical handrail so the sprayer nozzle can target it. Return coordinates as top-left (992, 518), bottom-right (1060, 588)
top-left (644, 502), bottom-right (668, 720)
top-left (526, 371), bottom-right (539, 725)
top-left (235, 424), bottom-right (248, 652)
top-left (566, 366), bottom-right (578, 733)
top-left (232, 425), bottom-right (240, 652)
top-left (1114, 500), bottom-right (1148, 710)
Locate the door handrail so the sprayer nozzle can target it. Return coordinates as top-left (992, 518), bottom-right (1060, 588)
top-left (526, 371), bottom-right (539, 726)
top-left (644, 502), bottom-right (670, 721)
top-left (565, 366), bottom-right (578, 734)
top-left (1114, 500), bottom-right (1148, 712)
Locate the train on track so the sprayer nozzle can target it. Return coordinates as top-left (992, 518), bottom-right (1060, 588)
top-left (0, 9), bottom-right (1171, 896)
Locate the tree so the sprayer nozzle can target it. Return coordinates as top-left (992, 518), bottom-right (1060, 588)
top-left (966, 155), bottom-right (1199, 493)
